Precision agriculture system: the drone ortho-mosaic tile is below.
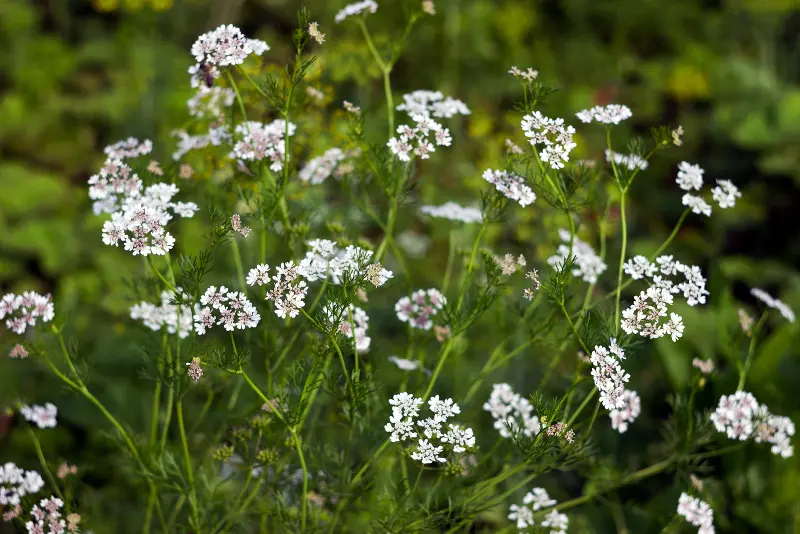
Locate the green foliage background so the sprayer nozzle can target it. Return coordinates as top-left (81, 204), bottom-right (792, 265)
top-left (1, 0), bottom-right (799, 532)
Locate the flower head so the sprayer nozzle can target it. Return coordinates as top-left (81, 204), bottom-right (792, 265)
top-left (20, 404), bottom-right (58, 429)
top-left (1, 292), bottom-right (54, 336)
top-left (576, 104), bottom-right (632, 125)
top-left (335, 1), bottom-right (378, 23)
top-left (521, 111), bottom-right (577, 170)
top-left (482, 169), bottom-right (536, 207)
top-left (395, 289), bottom-right (447, 330)
top-left (547, 229), bottom-right (607, 284)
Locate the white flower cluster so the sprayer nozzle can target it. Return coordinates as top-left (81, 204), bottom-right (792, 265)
top-left (296, 240), bottom-right (392, 286)
top-left (482, 383), bottom-right (541, 438)
top-left (298, 148), bottom-right (346, 184)
top-left (20, 404), bottom-right (58, 429)
top-left (388, 114), bottom-right (453, 162)
top-left (575, 104), bottom-right (632, 125)
top-left (751, 287), bottom-right (795, 323)
top-left (24, 496), bottom-right (73, 534)
top-left (233, 120), bottom-right (296, 172)
top-left (104, 137), bottom-right (153, 160)
top-left (1, 292), bottom-right (54, 335)
top-left (0, 463), bottom-right (44, 507)
top-left (88, 157), bottom-right (143, 215)
top-left (323, 303), bottom-right (371, 352)
top-left (171, 125), bottom-right (231, 161)
top-left (710, 391), bottom-right (794, 458)
top-left (482, 169), bottom-right (536, 207)
top-left (609, 389), bottom-right (641, 434)
top-left (388, 355), bottom-right (424, 372)
top-left (520, 111), bottom-right (577, 170)
top-left (546, 228), bottom-right (607, 284)
top-left (605, 149), bottom-right (648, 171)
top-left (395, 289), bottom-right (447, 330)
top-left (675, 161), bottom-right (741, 216)
top-left (191, 24), bottom-right (269, 72)
top-left (395, 90), bottom-right (471, 119)
top-left (622, 255), bottom-right (709, 306)
top-left (620, 287), bottom-right (685, 341)
top-left (91, 139), bottom-right (198, 257)
top-left (193, 286), bottom-right (261, 335)
top-left (187, 85), bottom-right (234, 118)
top-left (677, 492), bottom-right (715, 534)
top-left (508, 66), bottom-right (538, 82)
top-left (247, 262), bottom-right (309, 319)
top-left (101, 182), bottom-right (198, 256)
top-left (130, 289), bottom-right (195, 339)
top-left (384, 393), bottom-right (475, 464)
top-left (508, 487), bottom-right (567, 533)
top-left (589, 340), bottom-right (630, 411)
top-left (334, 0), bottom-right (378, 23)
top-left (419, 202), bottom-right (483, 224)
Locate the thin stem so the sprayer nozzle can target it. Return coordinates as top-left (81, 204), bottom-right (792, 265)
top-left (613, 191), bottom-right (628, 335)
top-left (230, 238), bottom-right (247, 290)
top-left (559, 301), bottom-right (590, 354)
top-left (455, 221), bottom-right (488, 312)
top-left (737, 311), bottom-right (769, 390)
top-left (177, 400), bottom-right (200, 527)
top-left (566, 388), bottom-right (598, 427)
top-left (442, 228), bottom-right (456, 293)
top-left (26, 425), bottom-right (64, 501)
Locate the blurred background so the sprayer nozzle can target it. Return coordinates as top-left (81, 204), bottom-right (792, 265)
top-left (1, 0), bottom-right (799, 532)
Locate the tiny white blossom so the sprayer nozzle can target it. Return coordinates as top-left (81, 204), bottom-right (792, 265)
top-left (482, 169), bottom-right (536, 207)
top-left (711, 179), bottom-right (741, 209)
top-left (751, 287), bottom-right (795, 323)
top-left (246, 264), bottom-right (271, 286)
top-left (676, 161), bottom-right (704, 191)
top-left (546, 229), bottom-right (607, 284)
top-left (420, 202), bottom-right (483, 223)
top-left (335, 0), bottom-right (378, 23)
top-left (20, 404), bottom-right (58, 429)
top-left (677, 492), bottom-right (715, 534)
top-left (575, 103), bottom-right (632, 125)
top-left (682, 193), bottom-right (712, 216)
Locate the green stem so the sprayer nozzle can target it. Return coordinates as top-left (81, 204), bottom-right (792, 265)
top-left (26, 425), bottom-right (63, 501)
top-left (177, 400), bottom-right (200, 527)
top-left (613, 191), bottom-right (628, 335)
top-left (566, 388), bottom-right (598, 427)
top-left (442, 228), bottom-right (456, 293)
top-left (737, 311), bottom-right (769, 390)
top-left (230, 238), bottom-right (247, 291)
top-left (455, 221), bottom-right (488, 312)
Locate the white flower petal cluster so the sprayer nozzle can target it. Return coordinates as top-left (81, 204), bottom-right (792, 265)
top-left (388, 355), bottom-right (421, 371)
top-left (711, 179), bottom-right (741, 209)
top-left (621, 287), bottom-right (685, 341)
top-left (130, 289), bottom-right (196, 339)
top-left (508, 487), bottom-right (567, 533)
top-left (482, 383), bottom-right (541, 438)
top-left (682, 193), bottom-right (712, 216)
top-left (521, 111), bottom-right (577, 170)
top-left (609, 389), bottom-right (641, 434)
top-left (324, 303), bottom-right (371, 352)
top-left (92, 143), bottom-right (198, 256)
top-left (334, 0), bottom-right (378, 23)
top-left (546, 228), bottom-right (607, 284)
top-left (590, 341), bottom-right (630, 411)
top-left (508, 66), bottom-right (538, 82)
top-left (191, 24), bottom-right (268, 71)
top-left (187, 85), bottom-right (234, 118)
top-left (299, 148), bottom-right (346, 184)
top-left (622, 255), bottom-right (709, 306)
top-left (676, 161), bottom-right (704, 191)
top-left (296, 240), bottom-right (392, 286)
top-left (20, 404), bottom-right (58, 429)
top-left (751, 287), bottom-right (795, 323)
top-left (1, 292), bottom-right (54, 336)
top-left (247, 262), bottom-right (309, 319)
top-left (605, 149), bottom-right (648, 171)
top-left (171, 125), bottom-right (231, 160)
top-left (419, 202), bottom-right (483, 224)
top-left (395, 288), bottom-right (447, 330)
top-left (384, 393), bottom-right (475, 464)
top-left (396, 90), bottom-right (471, 119)
top-left (575, 104), bottom-right (632, 125)
top-left (24, 495), bottom-right (70, 534)
top-left (0, 463), bottom-right (45, 507)
top-left (677, 493), bottom-right (715, 534)
top-left (88, 158), bottom-right (143, 215)
top-left (711, 391), bottom-right (794, 458)
top-left (388, 114), bottom-right (452, 162)
top-left (104, 137), bottom-right (153, 160)
top-left (675, 162), bottom-right (741, 215)
top-left (193, 286), bottom-right (261, 335)
top-left (233, 120), bottom-right (296, 172)
top-left (482, 169), bottom-right (536, 207)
